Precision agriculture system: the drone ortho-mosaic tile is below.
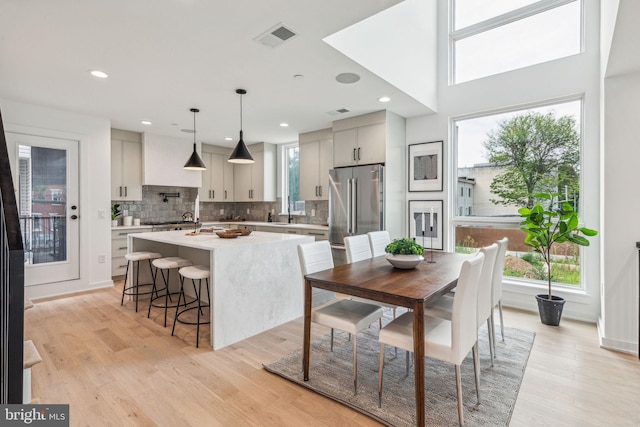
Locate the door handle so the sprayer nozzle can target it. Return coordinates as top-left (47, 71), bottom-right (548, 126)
top-left (357, 147), bottom-right (361, 160)
top-left (353, 148), bottom-right (357, 162)
top-left (119, 186), bottom-right (122, 197)
top-left (224, 190), bottom-right (227, 200)
top-left (124, 186), bottom-right (128, 197)
top-left (212, 190), bottom-right (215, 199)
top-left (319, 186), bottom-right (322, 197)
top-left (70, 215), bottom-right (78, 220)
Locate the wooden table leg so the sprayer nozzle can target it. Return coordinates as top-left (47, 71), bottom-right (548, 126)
top-left (303, 279), bottom-right (312, 381)
top-left (413, 302), bottom-right (425, 426)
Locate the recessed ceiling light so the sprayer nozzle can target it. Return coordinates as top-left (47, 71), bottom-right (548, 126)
top-left (225, 137), bottom-right (233, 141)
top-left (293, 74), bottom-right (304, 79)
top-left (280, 123), bottom-right (289, 127)
top-left (378, 96), bottom-right (391, 103)
top-left (335, 72), bottom-right (360, 84)
top-left (140, 120), bottom-right (152, 125)
top-left (89, 70), bottom-right (108, 79)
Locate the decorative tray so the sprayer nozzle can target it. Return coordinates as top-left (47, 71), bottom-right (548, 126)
top-left (216, 231), bottom-right (239, 239)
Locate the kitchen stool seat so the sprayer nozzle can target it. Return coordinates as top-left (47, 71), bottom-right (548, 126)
top-left (121, 251), bottom-right (163, 312)
top-left (172, 265), bottom-right (211, 348)
top-left (148, 256), bottom-right (193, 327)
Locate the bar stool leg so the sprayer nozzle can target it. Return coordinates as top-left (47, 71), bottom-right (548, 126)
top-left (121, 258), bottom-right (131, 306)
top-left (196, 278), bottom-right (202, 348)
top-left (172, 275), bottom-right (186, 337)
top-left (135, 259), bottom-right (141, 312)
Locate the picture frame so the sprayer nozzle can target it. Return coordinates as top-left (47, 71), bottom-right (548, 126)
top-left (408, 140), bottom-right (443, 192)
top-left (408, 200), bottom-right (443, 250)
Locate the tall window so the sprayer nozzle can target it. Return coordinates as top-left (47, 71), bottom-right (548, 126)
top-left (453, 99), bottom-right (583, 288)
top-left (282, 144), bottom-right (304, 214)
top-left (451, 0), bottom-right (582, 84)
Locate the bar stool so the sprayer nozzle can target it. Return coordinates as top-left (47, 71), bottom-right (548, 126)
top-left (172, 265), bottom-right (211, 348)
top-left (121, 251), bottom-right (163, 312)
top-left (148, 256), bottom-right (193, 327)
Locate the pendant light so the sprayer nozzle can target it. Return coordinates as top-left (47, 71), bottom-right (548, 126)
top-left (228, 89), bottom-right (255, 164)
top-left (183, 108), bottom-right (207, 170)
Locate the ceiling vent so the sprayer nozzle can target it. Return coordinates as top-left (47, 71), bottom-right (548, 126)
top-left (326, 108), bottom-right (351, 116)
top-left (255, 23), bottom-right (298, 48)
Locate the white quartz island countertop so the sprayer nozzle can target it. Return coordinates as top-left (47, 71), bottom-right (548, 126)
top-left (129, 230), bottom-right (313, 350)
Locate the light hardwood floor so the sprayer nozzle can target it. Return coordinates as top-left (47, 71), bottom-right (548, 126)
top-left (25, 282), bottom-right (640, 426)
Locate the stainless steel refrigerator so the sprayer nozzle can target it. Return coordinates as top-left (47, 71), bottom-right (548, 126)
top-left (329, 164), bottom-right (384, 246)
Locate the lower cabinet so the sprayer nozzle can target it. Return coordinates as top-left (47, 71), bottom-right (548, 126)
top-left (111, 228), bottom-right (151, 276)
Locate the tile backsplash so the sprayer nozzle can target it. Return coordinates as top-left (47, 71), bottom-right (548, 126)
top-left (112, 186), bottom-right (328, 225)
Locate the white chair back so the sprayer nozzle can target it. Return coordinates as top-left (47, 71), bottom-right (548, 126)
top-left (492, 238), bottom-right (509, 306)
top-left (344, 235), bottom-right (372, 263)
top-left (368, 230), bottom-right (391, 257)
top-left (451, 252), bottom-right (484, 365)
top-left (477, 243), bottom-right (499, 326)
top-left (297, 241), bottom-right (334, 276)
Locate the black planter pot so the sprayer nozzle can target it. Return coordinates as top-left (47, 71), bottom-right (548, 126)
top-left (535, 294), bottom-right (566, 326)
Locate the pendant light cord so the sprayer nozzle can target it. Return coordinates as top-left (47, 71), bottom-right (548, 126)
top-left (193, 110), bottom-right (197, 146)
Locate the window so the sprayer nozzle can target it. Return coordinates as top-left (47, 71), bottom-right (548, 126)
top-left (451, 0), bottom-right (582, 84)
top-left (453, 98), bottom-right (583, 288)
top-left (282, 143), bottom-right (304, 214)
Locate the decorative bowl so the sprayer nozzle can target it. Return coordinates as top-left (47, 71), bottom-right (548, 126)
top-left (385, 254), bottom-right (424, 269)
top-left (216, 231), bottom-right (239, 239)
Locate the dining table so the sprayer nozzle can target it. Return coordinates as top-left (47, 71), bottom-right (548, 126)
top-left (302, 251), bottom-right (473, 426)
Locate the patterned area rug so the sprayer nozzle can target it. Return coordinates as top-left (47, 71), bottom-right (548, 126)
top-left (264, 319), bottom-right (534, 426)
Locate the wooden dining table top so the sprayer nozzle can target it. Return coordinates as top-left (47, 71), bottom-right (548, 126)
top-left (304, 251), bottom-right (473, 307)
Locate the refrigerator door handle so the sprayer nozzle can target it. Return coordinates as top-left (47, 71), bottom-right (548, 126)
top-left (346, 178), bottom-right (352, 233)
top-left (352, 178), bottom-right (358, 234)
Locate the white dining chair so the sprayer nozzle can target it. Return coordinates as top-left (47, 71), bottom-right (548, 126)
top-left (378, 252), bottom-right (485, 426)
top-left (368, 230), bottom-right (391, 257)
top-left (344, 234), bottom-right (373, 263)
top-left (491, 237), bottom-right (509, 352)
top-left (297, 240), bottom-right (384, 394)
top-left (425, 243), bottom-right (499, 366)
top-left (345, 235), bottom-right (397, 324)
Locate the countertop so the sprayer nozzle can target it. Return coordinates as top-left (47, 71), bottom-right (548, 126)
top-left (129, 229), bottom-right (311, 251)
top-left (113, 221), bottom-right (328, 231)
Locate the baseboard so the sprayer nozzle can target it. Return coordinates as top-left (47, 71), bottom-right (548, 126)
top-left (27, 279), bottom-right (114, 301)
top-left (597, 318), bottom-right (639, 356)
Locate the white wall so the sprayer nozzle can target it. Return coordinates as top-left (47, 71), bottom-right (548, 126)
top-left (601, 73), bottom-right (640, 354)
top-left (406, 0), bottom-right (602, 322)
top-left (1, 99), bottom-right (113, 299)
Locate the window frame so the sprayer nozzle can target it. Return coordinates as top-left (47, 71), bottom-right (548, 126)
top-left (449, 0), bottom-right (583, 85)
top-left (280, 142), bottom-right (305, 215)
top-left (449, 95), bottom-right (585, 291)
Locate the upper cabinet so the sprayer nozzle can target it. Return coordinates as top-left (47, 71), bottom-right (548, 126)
top-left (299, 128), bottom-right (333, 201)
top-left (201, 145), bottom-right (234, 202)
top-left (233, 142), bottom-right (276, 202)
top-left (141, 132), bottom-right (202, 188)
top-left (111, 129), bottom-right (143, 201)
top-left (332, 111), bottom-right (388, 167)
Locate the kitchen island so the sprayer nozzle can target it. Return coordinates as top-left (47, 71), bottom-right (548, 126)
top-left (129, 230), bottom-right (313, 349)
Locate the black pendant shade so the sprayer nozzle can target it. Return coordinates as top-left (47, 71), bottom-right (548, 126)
top-left (228, 89), bottom-right (255, 164)
top-left (184, 108), bottom-right (207, 170)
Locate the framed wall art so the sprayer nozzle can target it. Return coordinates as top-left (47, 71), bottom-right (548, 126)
top-left (408, 199), bottom-right (443, 250)
top-left (408, 140), bottom-right (443, 192)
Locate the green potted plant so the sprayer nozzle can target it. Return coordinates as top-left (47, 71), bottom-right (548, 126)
top-left (384, 238), bottom-right (424, 269)
top-left (518, 193), bottom-right (597, 325)
top-left (111, 204), bottom-right (121, 227)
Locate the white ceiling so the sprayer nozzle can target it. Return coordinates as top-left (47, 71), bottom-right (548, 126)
top-left (0, 0), bottom-right (434, 147)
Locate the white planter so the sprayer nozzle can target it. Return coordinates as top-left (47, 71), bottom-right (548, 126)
top-left (385, 254), bottom-right (424, 269)
top-left (111, 220), bottom-right (118, 227)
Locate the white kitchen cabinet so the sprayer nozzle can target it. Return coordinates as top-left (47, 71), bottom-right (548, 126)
top-left (233, 143), bottom-right (275, 202)
top-left (111, 129), bottom-right (143, 201)
top-left (200, 146), bottom-right (234, 201)
top-left (303, 229), bottom-right (328, 241)
top-left (299, 128), bottom-right (333, 201)
top-left (110, 227), bottom-right (150, 276)
top-left (333, 123), bottom-right (385, 167)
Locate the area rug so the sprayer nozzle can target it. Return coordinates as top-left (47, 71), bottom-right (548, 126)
top-left (264, 320), bottom-right (535, 426)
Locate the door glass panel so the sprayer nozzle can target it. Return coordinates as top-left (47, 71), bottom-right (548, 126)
top-left (18, 145), bottom-right (67, 265)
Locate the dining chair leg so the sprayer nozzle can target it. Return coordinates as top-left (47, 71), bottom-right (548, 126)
top-left (490, 308), bottom-right (498, 356)
top-left (330, 328), bottom-right (334, 352)
top-left (455, 364), bottom-right (464, 426)
top-left (352, 334), bottom-right (358, 394)
top-left (405, 350), bottom-right (410, 377)
top-left (486, 319), bottom-right (494, 367)
top-left (378, 343), bottom-right (384, 407)
top-left (472, 342), bottom-right (481, 404)
top-left (498, 300), bottom-right (505, 342)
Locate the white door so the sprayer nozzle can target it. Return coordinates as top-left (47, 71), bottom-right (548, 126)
top-left (6, 132), bottom-right (80, 286)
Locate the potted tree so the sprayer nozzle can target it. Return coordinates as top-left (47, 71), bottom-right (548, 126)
top-left (384, 238), bottom-right (424, 269)
top-left (111, 204), bottom-right (121, 227)
top-left (518, 193), bottom-right (597, 325)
